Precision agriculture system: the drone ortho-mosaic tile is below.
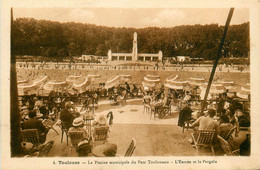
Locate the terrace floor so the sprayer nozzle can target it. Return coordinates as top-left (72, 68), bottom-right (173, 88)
top-left (46, 100), bottom-right (247, 157)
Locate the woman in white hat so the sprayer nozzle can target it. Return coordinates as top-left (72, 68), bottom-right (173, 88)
top-left (93, 114), bottom-right (108, 127)
top-left (68, 117), bottom-right (89, 138)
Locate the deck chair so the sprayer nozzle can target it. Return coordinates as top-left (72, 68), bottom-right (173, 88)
top-left (191, 130), bottom-right (215, 156)
top-left (218, 135), bottom-right (240, 156)
top-left (124, 138), bottom-right (136, 157)
top-left (224, 126), bottom-right (237, 140)
top-left (38, 140), bottom-right (55, 157)
top-left (21, 129), bottom-right (40, 146)
top-left (93, 126), bottom-right (109, 145)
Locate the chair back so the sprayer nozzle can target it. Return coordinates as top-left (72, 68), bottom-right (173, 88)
top-left (61, 121), bottom-right (70, 131)
top-left (224, 126), bottom-right (236, 140)
top-left (124, 138), bottom-right (136, 157)
top-left (38, 140), bottom-right (55, 157)
top-left (21, 129), bottom-right (40, 145)
top-left (196, 130), bottom-right (215, 145)
top-left (143, 97), bottom-right (151, 105)
top-left (93, 126), bottom-right (109, 142)
top-left (68, 131), bottom-right (85, 148)
top-left (218, 135), bottom-right (237, 156)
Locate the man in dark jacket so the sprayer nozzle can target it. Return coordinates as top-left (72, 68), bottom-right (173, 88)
top-left (23, 110), bottom-right (49, 143)
top-left (60, 101), bottom-right (74, 130)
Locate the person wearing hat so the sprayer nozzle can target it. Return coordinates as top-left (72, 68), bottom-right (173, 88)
top-left (22, 110), bottom-right (50, 143)
top-left (188, 109), bottom-right (219, 144)
top-left (217, 115), bottom-right (233, 138)
top-left (76, 138), bottom-right (92, 157)
top-left (93, 114), bottom-right (108, 127)
top-left (60, 101), bottom-right (74, 130)
top-left (68, 117), bottom-right (89, 138)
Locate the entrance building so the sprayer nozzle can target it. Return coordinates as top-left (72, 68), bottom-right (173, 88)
top-left (108, 32), bottom-right (163, 62)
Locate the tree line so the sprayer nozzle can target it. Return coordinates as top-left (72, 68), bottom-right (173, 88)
top-left (12, 18), bottom-right (249, 60)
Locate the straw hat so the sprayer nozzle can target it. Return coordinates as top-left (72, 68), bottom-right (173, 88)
top-left (92, 143), bottom-right (117, 157)
top-left (77, 138), bottom-right (90, 151)
top-left (72, 117), bottom-right (84, 127)
top-left (97, 115), bottom-right (108, 125)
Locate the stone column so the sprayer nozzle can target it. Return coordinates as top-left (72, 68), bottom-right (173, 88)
top-left (108, 50), bottom-right (112, 60)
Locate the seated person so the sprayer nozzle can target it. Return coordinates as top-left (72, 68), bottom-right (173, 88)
top-left (189, 109), bottom-right (219, 143)
top-left (60, 102), bottom-right (75, 130)
top-left (240, 131), bottom-right (250, 156)
top-left (22, 110), bottom-right (50, 143)
top-left (93, 115), bottom-right (108, 127)
top-left (178, 105), bottom-right (193, 127)
top-left (76, 138), bottom-right (93, 157)
top-left (217, 115), bottom-right (233, 139)
top-left (68, 117), bottom-right (89, 138)
top-left (39, 105), bottom-right (49, 119)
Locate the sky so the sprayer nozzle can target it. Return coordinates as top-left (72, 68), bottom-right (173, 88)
top-left (13, 8), bottom-right (249, 28)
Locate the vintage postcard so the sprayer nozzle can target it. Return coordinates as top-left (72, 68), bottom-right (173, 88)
top-left (1, 0), bottom-right (260, 169)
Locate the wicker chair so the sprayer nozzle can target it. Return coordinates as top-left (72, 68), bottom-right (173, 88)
top-left (68, 131), bottom-right (85, 148)
top-left (191, 130), bottom-right (215, 156)
top-left (93, 126), bottom-right (109, 146)
top-left (218, 135), bottom-right (240, 156)
top-left (124, 138), bottom-right (136, 157)
top-left (21, 129), bottom-right (40, 146)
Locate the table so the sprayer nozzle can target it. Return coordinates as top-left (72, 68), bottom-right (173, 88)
top-left (92, 143), bottom-right (115, 157)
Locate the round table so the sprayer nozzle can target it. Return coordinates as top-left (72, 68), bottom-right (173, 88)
top-left (92, 143), bottom-right (115, 157)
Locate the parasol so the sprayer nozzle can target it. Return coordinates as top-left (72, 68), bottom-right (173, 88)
top-left (166, 75), bottom-right (178, 82)
top-left (189, 77), bottom-right (205, 86)
top-left (217, 80), bottom-right (235, 90)
top-left (43, 81), bottom-right (68, 92)
top-left (73, 77), bottom-right (91, 93)
top-left (18, 83), bottom-right (38, 95)
top-left (142, 75), bottom-right (161, 88)
top-left (66, 75), bottom-right (82, 84)
top-left (164, 80), bottom-right (190, 90)
top-left (200, 83), bottom-right (226, 94)
top-left (236, 84), bottom-right (250, 99)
